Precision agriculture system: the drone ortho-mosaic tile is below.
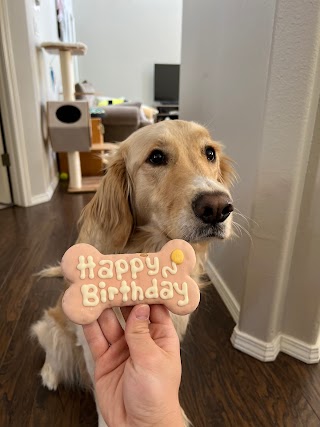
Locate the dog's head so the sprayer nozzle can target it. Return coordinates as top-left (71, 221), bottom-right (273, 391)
top-left (79, 120), bottom-right (235, 251)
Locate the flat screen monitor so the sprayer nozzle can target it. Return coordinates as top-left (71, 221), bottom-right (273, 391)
top-left (154, 64), bottom-right (180, 104)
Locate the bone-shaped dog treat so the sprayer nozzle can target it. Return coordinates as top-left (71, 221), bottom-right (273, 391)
top-left (61, 239), bottom-right (200, 325)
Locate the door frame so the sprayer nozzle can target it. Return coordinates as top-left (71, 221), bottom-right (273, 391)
top-left (0, 0), bottom-right (33, 206)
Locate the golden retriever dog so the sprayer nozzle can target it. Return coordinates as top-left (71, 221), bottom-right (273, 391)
top-left (32, 120), bottom-right (235, 426)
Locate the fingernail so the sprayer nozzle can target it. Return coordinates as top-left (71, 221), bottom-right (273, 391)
top-left (135, 304), bottom-right (150, 320)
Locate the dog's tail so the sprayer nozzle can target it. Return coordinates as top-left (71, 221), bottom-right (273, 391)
top-left (36, 265), bottom-right (63, 279)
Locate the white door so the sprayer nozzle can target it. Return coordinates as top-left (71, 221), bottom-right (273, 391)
top-left (0, 112), bottom-right (12, 205)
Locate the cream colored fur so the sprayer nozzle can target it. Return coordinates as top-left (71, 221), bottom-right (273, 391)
top-left (31, 120), bottom-right (235, 427)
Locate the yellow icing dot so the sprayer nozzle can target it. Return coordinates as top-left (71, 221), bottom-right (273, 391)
top-left (171, 249), bottom-right (184, 265)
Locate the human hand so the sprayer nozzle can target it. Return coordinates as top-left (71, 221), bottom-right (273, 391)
top-left (83, 304), bottom-right (184, 427)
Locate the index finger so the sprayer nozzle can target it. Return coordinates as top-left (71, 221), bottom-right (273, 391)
top-left (150, 304), bottom-right (174, 326)
top-left (83, 308), bottom-right (124, 361)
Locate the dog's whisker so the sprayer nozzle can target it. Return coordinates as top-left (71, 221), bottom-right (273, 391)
top-left (202, 115), bottom-right (216, 130)
top-left (234, 220), bottom-right (251, 236)
top-left (233, 221), bottom-right (253, 244)
top-left (231, 224), bottom-right (242, 239)
top-left (233, 221), bottom-right (245, 236)
top-left (233, 212), bottom-right (250, 227)
top-left (233, 208), bottom-right (259, 227)
top-left (232, 221), bottom-right (244, 235)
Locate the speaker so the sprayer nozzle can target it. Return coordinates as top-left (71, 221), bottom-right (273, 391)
top-left (47, 101), bottom-right (91, 152)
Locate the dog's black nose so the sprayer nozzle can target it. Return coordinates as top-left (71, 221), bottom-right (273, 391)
top-left (192, 192), bottom-right (234, 224)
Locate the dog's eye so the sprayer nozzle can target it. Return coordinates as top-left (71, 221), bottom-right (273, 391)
top-left (205, 146), bottom-right (216, 162)
top-left (147, 149), bottom-right (167, 166)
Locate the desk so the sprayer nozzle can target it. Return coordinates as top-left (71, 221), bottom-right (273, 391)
top-left (154, 104), bottom-right (179, 122)
top-left (90, 143), bottom-right (116, 151)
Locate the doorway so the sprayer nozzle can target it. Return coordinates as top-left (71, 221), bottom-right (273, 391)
top-left (0, 108), bottom-right (13, 208)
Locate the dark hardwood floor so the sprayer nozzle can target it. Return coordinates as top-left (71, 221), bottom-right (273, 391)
top-left (1, 185), bottom-right (320, 427)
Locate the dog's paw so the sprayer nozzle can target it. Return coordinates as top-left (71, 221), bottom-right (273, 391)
top-left (181, 407), bottom-right (192, 427)
top-left (40, 362), bottom-right (59, 391)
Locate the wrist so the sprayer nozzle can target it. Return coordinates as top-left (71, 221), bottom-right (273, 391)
top-left (131, 403), bottom-right (185, 427)
top-left (159, 406), bottom-right (185, 427)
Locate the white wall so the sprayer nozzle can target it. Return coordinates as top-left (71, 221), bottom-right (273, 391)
top-left (283, 100), bottom-right (320, 345)
top-left (72, 0), bottom-right (182, 105)
top-left (2, 0), bottom-right (61, 206)
top-left (180, 0), bottom-right (277, 303)
top-left (235, 0), bottom-right (320, 349)
top-left (180, 0), bottom-right (320, 362)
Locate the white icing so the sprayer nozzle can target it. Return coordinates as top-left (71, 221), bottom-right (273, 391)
top-left (77, 255), bottom-right (96, 279)
top-left (100, 289), bottom-right (107, 303)
top-left (145, 278), bottom-right (159, 299)
top-left (107, 286), bottom-right (119, 301)
top-left (119, 280), bottom-right (131, 302)
top-left (173, 282), bottom-right (189, 306)
top-left (131, 281), bottom-right (144, 301)
top-left (80, 280), bottom-right (188, 307)
top-left (160, 281), bottom-right (174, 299)
top-left (146, 256), bottom-right (159, 276)
top-left (114, 259), bottom-right (129, 280)
top-left (81, 284), bottom-right (99, 306)
top-left (129, 258), bottom-right (144, 279)
top-left (98, 260), bottom-right (113, 279)
top-left (162, 261), bottom-right (178, 278)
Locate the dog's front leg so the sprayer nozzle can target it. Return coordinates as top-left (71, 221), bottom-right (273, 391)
top-left (171, 313), bottom-right (190, 342)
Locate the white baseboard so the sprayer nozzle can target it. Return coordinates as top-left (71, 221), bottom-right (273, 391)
top-left (205, 259), bottom-right (240, 322)
top-left (30, 175), bottom-right (59, 206)
top-left (280, 334), bottom-right (320, 364)
top-left (231, 326), bottom-right (281, 361)
top-left (206, 260), bottom-right (320, 364)
top-left (231, 326), bottom-right (320, 364)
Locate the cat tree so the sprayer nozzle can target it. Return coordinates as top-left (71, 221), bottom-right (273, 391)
top-left (42, 41), bottom-right (88, 191)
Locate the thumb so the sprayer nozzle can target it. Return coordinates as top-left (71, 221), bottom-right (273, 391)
top-left (125, 304), bottom-right (155, 361)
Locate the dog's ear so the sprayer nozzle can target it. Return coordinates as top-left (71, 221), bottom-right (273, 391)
top-left (219, 152), bottom-right (237, 188)
top-left (78, 148), bottom-right (134, 252)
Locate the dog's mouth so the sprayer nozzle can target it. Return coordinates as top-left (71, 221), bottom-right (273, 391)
top-left (183, 223), bottom-right (227, 243)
